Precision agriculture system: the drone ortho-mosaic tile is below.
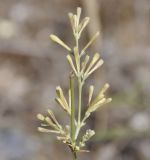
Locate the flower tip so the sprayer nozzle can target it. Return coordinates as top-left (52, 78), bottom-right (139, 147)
top-left (96, 31), bottom-right (100, 36)
top-left (89, 129), bottom-right (95, 136)
top-left (107, 98), bottom-right (112, 103)
top-left (38, 127), bottom-right (51, 133)
top-left (37, 114), bottom-right (45, 121)
top-left (102, 59), bottom-right (104, 63)
top-left (49, 34), bottom-right (59, 42)
top-left (77, 7), bottom-right (82, 12)
top-left (105, 83), bottom-right (110, 89)
top-left (37, 127), bottom-right (43, 132)
top-left (85, 17), bottom-right (90, 21)
top-left (47, 109), bottom-right (52, 114)
top-left (56, 86), bottom-right (61, 90)
top-left (68, 12), bottom-right (73, 16)
top-left (49, 34), bottom-right (55, 39)
top-left (49, 34), bottom-right (71, 52)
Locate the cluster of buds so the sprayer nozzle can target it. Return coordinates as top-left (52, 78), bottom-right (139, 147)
top-left (84, 83), bottom-right (112, 121)
top-left (37, 7), bottom-right (112, 158)
top-left (55, 86), bottom-right (71, 115)
top-left (37, 110), bottom-right (71, 146)
top-left (79, 129), bottom-right (95, 148)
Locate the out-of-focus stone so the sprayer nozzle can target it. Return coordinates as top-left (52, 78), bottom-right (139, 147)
top-left (0, 19), bottom-right (17, 38)
top-left (96, 144), bottom-right (118, 160)
top-left (129, 113), bottom-right (150, 132)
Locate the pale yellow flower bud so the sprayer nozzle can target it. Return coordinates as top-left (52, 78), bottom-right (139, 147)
top-left (50, 34), bottom-right (71, 52)
top-left (81, 32), bottom-right (100, 56)
top-left (37, 114), bottom-right (45, 121)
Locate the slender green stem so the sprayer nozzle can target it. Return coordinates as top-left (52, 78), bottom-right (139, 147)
top-left (74, 78), bottom-right (83, 140)
top-left (70, 74), bottom-right (75, 142)
top-left (72, 151), bottom-right (77, 160)
top-left (75, 35), bottom-right (81, 125)
top-left (74, 33), bottom-right (84, 140)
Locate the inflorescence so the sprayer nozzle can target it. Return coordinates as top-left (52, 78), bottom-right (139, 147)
top-left (37, 7), bottom-right (112, 159)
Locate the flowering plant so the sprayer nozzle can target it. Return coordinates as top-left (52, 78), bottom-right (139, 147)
top-left (37, 7), bottom-right (111, 160)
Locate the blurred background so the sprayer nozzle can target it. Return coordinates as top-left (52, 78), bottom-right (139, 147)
top-left (0, 0), bottom-right (150, 160)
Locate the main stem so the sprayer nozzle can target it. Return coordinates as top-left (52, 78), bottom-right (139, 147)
top-left (72, 151), bottom-right (77, 160)
top-left (75, 36), bottom-right (82, 125)
top-left (76, 35), bottom-right (83, 140)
